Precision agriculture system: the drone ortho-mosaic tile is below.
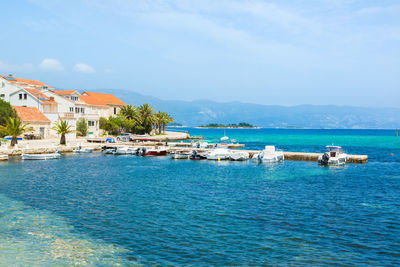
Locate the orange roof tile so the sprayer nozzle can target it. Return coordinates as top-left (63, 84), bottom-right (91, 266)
top-left (82, 91), bottom-right (126, 106)
top-left (25, 88), bottom-right (56, 103)
top-left (13, 106), bottom-right (50, 123)
top-left (1, 75), bottom-right (54, 89)
top-left (54, 90), bottom-right (79, 95)
top-left (80, 94), bottom-right (107, 106)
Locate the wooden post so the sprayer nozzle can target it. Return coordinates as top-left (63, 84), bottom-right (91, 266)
top-left (396, 129), bottom-right (398, 137)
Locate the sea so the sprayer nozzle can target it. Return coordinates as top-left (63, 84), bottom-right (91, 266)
top-left (0, 128), bottom-right (399, 266)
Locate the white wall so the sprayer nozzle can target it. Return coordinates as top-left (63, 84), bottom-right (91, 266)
top-left (0, 79), bottom-right (24, 102)
top-left (9, 89), bottom-right (42, 111)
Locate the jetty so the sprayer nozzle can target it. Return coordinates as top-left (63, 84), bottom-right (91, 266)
top-left (166, 147), bottom-right (368, 164)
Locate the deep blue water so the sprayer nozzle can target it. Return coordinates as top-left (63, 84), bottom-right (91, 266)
top-left (0, 128), bottom-right (400, 265)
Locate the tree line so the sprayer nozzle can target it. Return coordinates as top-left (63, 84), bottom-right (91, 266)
top-left (98, 104), bottom-right (173, 136)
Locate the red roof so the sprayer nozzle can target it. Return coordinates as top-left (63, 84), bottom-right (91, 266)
top-left (82, 91), bottom-right (126, 106)
top-left (13, 106), bottom-right (50, 123)
top-left (80, 94), bottom-right (107, 106)
top-left (1, 75), bottom-right (54, 90)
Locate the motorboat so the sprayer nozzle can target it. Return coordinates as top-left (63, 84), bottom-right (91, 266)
top-left (257, 146), bottom-right (284, 163)
top-left (73, 146), bottom-right (93, 153)
top-left (140, 147), bottom-right (168, 157)
top-left (318, 146), bottom-right (347, 166)
top-left (170, 150), bottom-right (191, 159)
top-left (102, 146), bottom-right (117, 154)
top-left (0, 154), bottom-right (8, 161)
top-left (192, 141), bottom-right (209, 149)
top-left (189, 150), bottom-right (207, 160)
top-left (229, 151), bottom-right (249, 161)
top-left (22, 151), bottom-right (61, 160)
top-left (207, 148), bottom-right (232, 160)
top-left (112, 146), bottom-right (138, 155)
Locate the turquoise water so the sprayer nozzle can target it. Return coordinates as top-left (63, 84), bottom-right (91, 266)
top-left (1, 128), bottom-right (400, 265)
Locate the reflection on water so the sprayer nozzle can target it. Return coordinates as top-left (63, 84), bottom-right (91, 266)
top-left (0, 194), bottom-right (137, 266)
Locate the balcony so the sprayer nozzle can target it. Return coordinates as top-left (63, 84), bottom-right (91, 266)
top-left (60, 112), bottom-right (75, 119)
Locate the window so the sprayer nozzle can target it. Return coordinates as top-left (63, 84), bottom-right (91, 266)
top-left (81, 108), bottom-right (85, 114)
top-left (0, 94), bottom-right (4, 99)
top-left (71, 96), bottom-right (79, 101)
top-left (75, 107), bottom-right (79, 113)
top-left (88, 121), bottom-right (95, 127)
top-left (19, 93), bottom-right (22, 100)
top-left (114, 107), bottom-right (117, 115)
top-left (24, 94), bottom-right (27, 100)
top-left (69, 107), bottom-right (74, 112)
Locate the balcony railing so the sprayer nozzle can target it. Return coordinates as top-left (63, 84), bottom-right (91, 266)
top-left (60, 112), bottom-right (74, 119)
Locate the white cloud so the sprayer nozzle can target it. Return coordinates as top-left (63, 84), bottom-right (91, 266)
top-left (74, 63), bottom-right (96, 74)
top-left (39, 58), bottom-right (64, 71)
top-left (0, 60), bottom-right (35, 73)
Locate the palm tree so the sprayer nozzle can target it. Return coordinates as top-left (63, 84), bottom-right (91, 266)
top-left (52, 120), bottom-right (73, 145)
top-left (160, 112), bottom-right (174, 134)
top-left (154, 111), bottom-right (163, 134)
top-left (0, 117), bottom-right (31, 147)
top-left (120, 105), bottom-right (138, 120)
top-left (137, 104), bottom-right (155, 134)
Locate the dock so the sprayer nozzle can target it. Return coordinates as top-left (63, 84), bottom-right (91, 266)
top-left (167, 147), bottom-right (368, 164)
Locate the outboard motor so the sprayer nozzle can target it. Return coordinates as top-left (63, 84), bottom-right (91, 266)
top-left (321, 153), bottom-right (330, 164)
top-left (257, 151), bottom-right (264, 162)
top-left (101, 145), bottom-right (107, 151)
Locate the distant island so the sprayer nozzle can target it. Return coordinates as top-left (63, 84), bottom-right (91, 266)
top-left (198, 122), bottom-right (258, 128)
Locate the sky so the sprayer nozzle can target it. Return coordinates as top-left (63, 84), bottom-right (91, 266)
top-left (1, 0), bottom-right (399, 107)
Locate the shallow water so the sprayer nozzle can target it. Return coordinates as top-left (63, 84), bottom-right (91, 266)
top-left (1, 129), bottom-right (400, 265)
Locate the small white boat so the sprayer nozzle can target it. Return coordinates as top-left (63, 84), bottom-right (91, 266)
top-left (220, 130), bottom-right (229, 141)
top-left (318, 145), bottom-right (347, 166)
top-left (113, 147), bottom-right (138, 155)
top-left (22, 151), bottom-right (61, 160)
top-left (192, 141), bottom-right (209, 148)
top-left (0, 154), bottom-right (8, 161)
top-left (170, 150), bottom-right (191, 159)
top-left (257, 146), bottom-right (284, 163)
top-left (229, 151), bottom-right (249, 161)
top-left (207, 148), bottom-right (232, 160)
top-left (102, 147), bottom-right (117, 154)
top-left (73, 146), bottom-right (93, 153)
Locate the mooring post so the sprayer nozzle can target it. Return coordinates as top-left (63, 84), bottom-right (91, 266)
top-left (396, 129), bottom-right (398, 137)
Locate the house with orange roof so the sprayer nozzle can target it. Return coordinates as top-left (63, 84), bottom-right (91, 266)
top-left (13, 106), bottom-right (51, 139)
top-left (81, 91), bottom-right (126, 117)
top-left (0, 74), bottom-right (54, 102)
top-left (9, 87), bottom-right (59, 128)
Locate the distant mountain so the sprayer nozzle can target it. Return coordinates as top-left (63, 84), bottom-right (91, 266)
top-left (96, 89), bottom-right (400, 129)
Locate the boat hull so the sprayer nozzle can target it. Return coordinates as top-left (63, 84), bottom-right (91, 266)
top-left (22, 153), bottom-right (61, 160)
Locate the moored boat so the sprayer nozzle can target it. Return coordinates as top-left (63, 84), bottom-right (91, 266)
top-left (112, 146), bottom-right (138, 155)
top-left (170, 150), bottom-right (191, 159)
top-left (73, 146), bottom-right (94, 153)
top-left (318, 145), bottom-right (347, 166)
top-left (139, 147), bottom-right (168, 156)
top-left (257, 146), bottom-right (284, 163)
top-left (189, 150), bottom-right (207, 160)
top-left (22, 151), bottom-right (61, 160)
top-left (229, 151), bottom-right (249, 161)
top-left (207, 148), bottom-right (232, 160)
top-left (0, 154), bottom-right (8, 161)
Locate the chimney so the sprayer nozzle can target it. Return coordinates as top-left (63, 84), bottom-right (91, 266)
top-left (50, 97), bottom-right (55, 101)
top-left (8, 74), bottom-right (13, 77)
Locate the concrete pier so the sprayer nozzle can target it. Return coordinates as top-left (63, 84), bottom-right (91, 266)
top-left (167, 147), bottom-right (368, 164)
